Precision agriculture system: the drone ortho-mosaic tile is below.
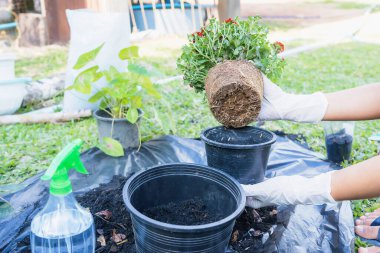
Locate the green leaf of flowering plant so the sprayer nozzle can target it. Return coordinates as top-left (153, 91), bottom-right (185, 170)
top-left (97, 137), bottom-right (124, 157)
top-left (128, 63), bottom-right (148, 76)
top-left (73, 43), bottom-right (104, 70)
top-left (126, 107), bottom-right (139, 124)
top-left (88, 90), bottom-right (105, 103)
top-left (131, 96), bottom-right (142, 109)
top-left (69, 66), bottom-right (103, 94)
top-left (119, 46), bottom-right (139, 60)
top-left (103, 66), bottom-right (120, 82)
top-left (139, 76), bottom-right (161, 99)
top-left (176, 16), bottom-right (286, 93)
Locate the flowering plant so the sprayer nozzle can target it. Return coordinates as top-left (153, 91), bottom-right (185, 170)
top-left (177, 17), bottom-right (285, 93)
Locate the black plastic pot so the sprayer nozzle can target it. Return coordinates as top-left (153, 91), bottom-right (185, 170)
top-left (93, 108), bottom-right (143, 149)
top-left (201, 126), bottom-right (276, 184)
top-left (325, 129), bottom-right (353, 163)
top-left (123, 163), bottom-right (245, 253)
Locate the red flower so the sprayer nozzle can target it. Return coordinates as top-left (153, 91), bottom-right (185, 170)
top-left (191, 31), bottom-right (204, 38)
top-left (196, 31), bottom-right (204, 37)
top-left (274, 41), bottom-right (285, 53)
top-left (191, 30), bottom-right (204, 43)
top-left (224, 18), bottom-right (237, 24)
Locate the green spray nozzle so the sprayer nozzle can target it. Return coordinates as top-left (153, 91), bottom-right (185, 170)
top-left (41, 139), bottom-right (88, 195)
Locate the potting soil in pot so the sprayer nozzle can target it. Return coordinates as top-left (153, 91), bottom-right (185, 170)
top-left (142, 197), bottom-right (226, 225)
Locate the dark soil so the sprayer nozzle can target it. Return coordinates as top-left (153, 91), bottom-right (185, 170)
top-left (142, 197), bottom-right (226, 225)
top-left (205, 60), bottom-right (264, 128)
top-left (75, 176), bottom-right (277, 253)
top-left (76, 176), bottom-right (136, 253)
top-left (203, 126), bottom-right (273, 145)
top-left (230, 207), bottom-right (277, 252)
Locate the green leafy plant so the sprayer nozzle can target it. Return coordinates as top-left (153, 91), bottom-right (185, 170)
top-left (355, 237), bottom-right (369, 252)
top-left (352, 198), bottom-right (380, 218)
top-left (67, 44), bottom-right (161, 156)
top-left (177, 16), bottom-right (285, 93)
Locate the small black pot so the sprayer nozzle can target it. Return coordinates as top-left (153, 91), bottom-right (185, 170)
top-left (201, 126), bottom-right (276, 184)
top-left (123, 163), bottom-right (245, 253)
top-left (325, 130), bottom-right (353, 163)
top-left (93, 108), bottom-right (143, 149)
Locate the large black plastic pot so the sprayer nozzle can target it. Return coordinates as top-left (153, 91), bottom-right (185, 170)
top-left (201, 126), bottom-right (276, 184)
top-left (123, 163), bottom-right (245, 253)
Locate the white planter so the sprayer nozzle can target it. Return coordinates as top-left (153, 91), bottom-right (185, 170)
top-left (0, 53), bottom-right (16, 81)
top-left (0, 78), bottom-right (30, 115)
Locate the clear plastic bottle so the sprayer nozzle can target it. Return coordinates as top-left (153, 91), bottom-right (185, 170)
top-left (30, 139), bottom-right (95, 253)
top-left (369, 134), bottom-right (380, 155)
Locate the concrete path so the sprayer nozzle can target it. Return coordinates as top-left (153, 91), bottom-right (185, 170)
top-left (270, 9), bottom-right (380, 45)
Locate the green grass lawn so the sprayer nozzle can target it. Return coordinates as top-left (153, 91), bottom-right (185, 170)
top-left (335, 2), bottom-right (372, 10)
top-left (321, 1), bottom-right (375, 10)
top-left (1, 42), bottom-right (380, 248)
top-left (15, 46), bottom-right (68, 80)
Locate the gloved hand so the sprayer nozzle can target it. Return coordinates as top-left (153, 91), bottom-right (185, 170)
top-left (241, 171), bottom-right (337, 208)
top-left (258, 74), bottom-right (328, 123)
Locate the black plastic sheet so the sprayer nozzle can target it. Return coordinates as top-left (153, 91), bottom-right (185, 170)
top-left (0, 134), bottom-right (354, 253)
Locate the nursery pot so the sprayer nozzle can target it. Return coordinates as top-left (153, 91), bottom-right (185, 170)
top-left (323, 121), bottom-right (354, 163)
top-left (123, 163), bottom-right (245, 253)
top-left (93, 108), bottom-right (143, 149)
top-left (201, 126), bottom-right (276, 184)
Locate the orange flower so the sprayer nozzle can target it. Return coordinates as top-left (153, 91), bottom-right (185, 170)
top-left (274, 41), bottom-right (285, 53)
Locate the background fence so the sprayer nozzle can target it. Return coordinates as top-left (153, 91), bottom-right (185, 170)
top-left (2, 0), bottom-right (223, 45)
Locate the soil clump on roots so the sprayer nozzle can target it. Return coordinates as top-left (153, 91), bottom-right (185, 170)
top-left (205, 60), bottom-right (264, 128)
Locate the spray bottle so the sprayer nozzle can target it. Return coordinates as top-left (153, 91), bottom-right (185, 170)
top-left (30, 139), bottom-right (95, 253)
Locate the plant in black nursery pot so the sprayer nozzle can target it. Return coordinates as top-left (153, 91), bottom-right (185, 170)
top-left (178, 17), bottom-right (280, 184)
top-left (67, 44), bottom-right (161, 157)
top-left (323, 121), bottom-right (354, 163)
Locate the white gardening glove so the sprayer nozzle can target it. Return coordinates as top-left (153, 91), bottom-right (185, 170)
top-left (242, 171), bottom-right (337, 208)
top-left (258, 74), bottom-right (328, 123)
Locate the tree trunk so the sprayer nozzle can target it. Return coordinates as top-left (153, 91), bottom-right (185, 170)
top-left (22, 75), bottom-right (65, 106)
top-left (0, 110), bottom-right (91, 125)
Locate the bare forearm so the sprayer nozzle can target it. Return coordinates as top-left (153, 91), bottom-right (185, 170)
top-left (331, 155), bottom-right (380, 201)
top-left (323, 83), bottom-right (380, 121)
